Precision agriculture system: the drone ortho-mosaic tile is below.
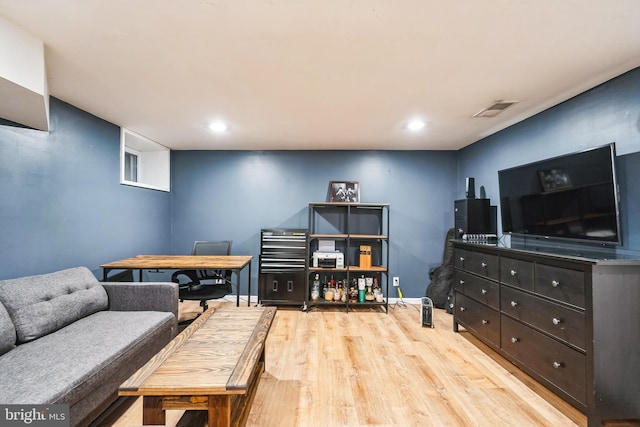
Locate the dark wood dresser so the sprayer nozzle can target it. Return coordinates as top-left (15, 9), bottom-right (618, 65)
top-left (452, 240), bottom-right (640, 427)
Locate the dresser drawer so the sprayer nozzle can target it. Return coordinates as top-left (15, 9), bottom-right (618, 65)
top-left (455, 293), bottom-right (500, 347)
top-left (501, 286), bottom-right (586, 351)
top-left (455, 249), bottom-right (499, 280)
top-left (535, 264), bottom-right (585, 308)
top-left (455, 270), bottom-right (499, 310)
top-left (500, 257), bottom-right (534, 290)
top-left (453, 269), bottom-right (469, 293)
top-left (454, 248), bottom-right (473, 270)
top-left (501, 315), bottom-right (586, 406)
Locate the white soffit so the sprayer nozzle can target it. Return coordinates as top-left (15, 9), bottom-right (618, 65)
top-left (0, 16), bottom-right (49, 131)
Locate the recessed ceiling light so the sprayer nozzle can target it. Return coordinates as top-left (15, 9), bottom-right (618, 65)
top-left (407, 119), bottom-right (426, 131)
top-left (209, 120), bottom-right (228, 133)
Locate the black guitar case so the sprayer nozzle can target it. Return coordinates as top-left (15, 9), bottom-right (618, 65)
top-left (426, 228), bottom-right (456, 310)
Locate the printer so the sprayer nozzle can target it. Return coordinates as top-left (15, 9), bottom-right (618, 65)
top-left (312, 251), bottom-right (344, 268)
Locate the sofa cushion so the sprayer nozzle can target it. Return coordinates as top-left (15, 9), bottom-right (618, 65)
top-left (0, 302), bottom-right (16, 356)
top-left (0, 310), bottom-right (175, 425)
top-left (0, 267), bottom-right (108, 343)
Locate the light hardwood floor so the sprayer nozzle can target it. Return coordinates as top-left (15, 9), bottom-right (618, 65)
top-left (101, 300), bottom-right (586, 427)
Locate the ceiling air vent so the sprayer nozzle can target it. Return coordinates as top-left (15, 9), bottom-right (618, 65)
top-left (473, 100), bottom-right (519, 118)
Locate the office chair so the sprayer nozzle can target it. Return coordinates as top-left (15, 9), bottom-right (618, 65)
top-left (171, 240), bottom-right (233, 311)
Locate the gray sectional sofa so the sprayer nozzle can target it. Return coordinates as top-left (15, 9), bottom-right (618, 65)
top-left (0, 266), bottom-right (178, 427)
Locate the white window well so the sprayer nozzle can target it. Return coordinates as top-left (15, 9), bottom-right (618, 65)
top-left (120, 128), bottom-right (170, 192)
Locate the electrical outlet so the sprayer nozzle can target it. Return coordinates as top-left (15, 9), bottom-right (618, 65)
top-left (393, 277), bottom-right (400, 287)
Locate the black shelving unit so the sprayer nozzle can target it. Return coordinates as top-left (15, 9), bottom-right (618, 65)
top-left (306, 202), bottom-right (389, 313)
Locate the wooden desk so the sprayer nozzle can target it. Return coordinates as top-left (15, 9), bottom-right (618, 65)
top-left (101, 255), bottom-right (253, 307)
top-left (119, 305), bottom-right (276, 427)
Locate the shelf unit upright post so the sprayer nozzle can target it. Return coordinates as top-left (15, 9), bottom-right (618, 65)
top-left (306, 202), bottom-right (390, 313)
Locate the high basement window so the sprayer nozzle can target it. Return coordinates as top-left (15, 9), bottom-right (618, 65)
top-left (120, 128), bottom-right (170, 192)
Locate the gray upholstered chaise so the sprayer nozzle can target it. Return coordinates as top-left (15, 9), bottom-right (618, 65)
top-left (0, 267), bottom-right (178, 427)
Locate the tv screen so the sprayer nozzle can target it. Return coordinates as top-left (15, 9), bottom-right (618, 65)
top-left (498, 143), bottom-right (621, 245)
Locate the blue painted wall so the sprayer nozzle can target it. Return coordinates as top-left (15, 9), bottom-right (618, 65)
top-left (170, 150), bottom-right (458, 297)
top-left (2, 66), bottom-right (640, 297)
top-left (0, 98), bottom-right (171, 280)
top-left (457, 67), bottom-right (640, 254)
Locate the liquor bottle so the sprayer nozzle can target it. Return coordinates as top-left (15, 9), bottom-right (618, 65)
top-left (322, 275), bottom-right (328, 300)
top-left (324, 275), bottom-right (334, 301)
top-left (349, 279), bottom-right (358, 303)
top-left (373, 277), bottom-right (383, 302)
top-left (365, 282), bottom-right (375, 301)
top-left (334, 280), bottom-right (342, 302)
top-left (358, 275), bottom-right (366, 303)
top-left (311, 274), bottom-right (320, 302)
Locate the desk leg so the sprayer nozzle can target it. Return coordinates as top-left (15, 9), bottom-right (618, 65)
top-left (235, 269), bottom-right (240, 308)
top-left (248, 261), bottom-right (252, 307)
top-left (234, 263), bottom-right (252, 307)
top-left (208, 395), bottom-right (231, 427)
top-left (142, 396), bottom-right (165, 426)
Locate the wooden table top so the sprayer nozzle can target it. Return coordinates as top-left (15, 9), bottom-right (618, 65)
top-left (120, 305), bottom-right (276, 396)
top-left (101, 255), bottom-right (253, 270)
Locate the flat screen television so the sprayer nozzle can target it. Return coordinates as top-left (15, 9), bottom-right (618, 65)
top-left (498, 143), bottom-right (621, 246)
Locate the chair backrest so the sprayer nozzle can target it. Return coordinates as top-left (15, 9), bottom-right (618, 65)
top-left (191, 240), bottom-right (232, 256)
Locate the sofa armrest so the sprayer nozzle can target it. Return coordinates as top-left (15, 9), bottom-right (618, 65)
top-left (102, 282), bottom-right (178, 320)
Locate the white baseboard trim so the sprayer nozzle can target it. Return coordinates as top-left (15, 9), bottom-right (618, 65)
top-left (217, 295), bottom-right (423, 305)
top-left (387, 297), bottom-right (421, 305)
top-left (220, 295), bottom-right (258, 304)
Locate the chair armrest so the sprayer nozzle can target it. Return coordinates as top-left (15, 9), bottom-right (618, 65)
top-left (102, 282), bottom-right (178, 320)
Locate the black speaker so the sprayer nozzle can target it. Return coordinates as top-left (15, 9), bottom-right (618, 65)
top-left (465, 177), bottom-right (475, 199)
top-left (454, 198), bottom-right (490, 237)
top-left (489, 205), bottom-right (497, 234)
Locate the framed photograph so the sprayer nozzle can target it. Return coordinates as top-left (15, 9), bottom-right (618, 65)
top-left (538, 168), bottom-right (571, 192)
top-left (329, 181), bottom-right (360, 202)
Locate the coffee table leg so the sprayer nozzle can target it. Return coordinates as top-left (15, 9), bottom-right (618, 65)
top-left (142, 396), bottom-right (165, 425)
top-left (208, 395), bottom-right (231, 427)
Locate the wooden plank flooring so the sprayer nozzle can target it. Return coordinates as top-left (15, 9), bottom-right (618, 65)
top-left (99, 301), bottom-right (586, 427)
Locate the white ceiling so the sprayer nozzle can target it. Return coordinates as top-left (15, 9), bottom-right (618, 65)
top-left (1, 1), bottom-right (640, 151)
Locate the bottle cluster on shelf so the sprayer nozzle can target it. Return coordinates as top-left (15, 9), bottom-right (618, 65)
top-left (310, 273), bottom-right (384, 304)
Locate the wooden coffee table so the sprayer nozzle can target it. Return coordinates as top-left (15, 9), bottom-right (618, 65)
top-left (119, 305), bottom-right (277, 426)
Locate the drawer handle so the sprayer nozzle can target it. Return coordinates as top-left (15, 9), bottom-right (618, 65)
top-left (481, 262), bottom-right (488, 268)
top-left (460, 306), bottom-right (466, 312)
top-left (481, 289), bottom-right (487, 295)
top-left (482, 319), bottom-right (489, 325)
top-left (510, 301), bottom-right (518, 307)
top-left (460, 256), bottom-right (465, 262)
top-left (510, 269), bottom-right (517, 276)
top-left (552, 317), bottom-right (562, 325)
top-left (459, 280), bottom-right (465, 285)
top-left (511, 337), bottom-right (519, 343)
top-left (553, 361), bottom-right (563, 369)
top-left (551, 280), bottom-right (560, 288)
